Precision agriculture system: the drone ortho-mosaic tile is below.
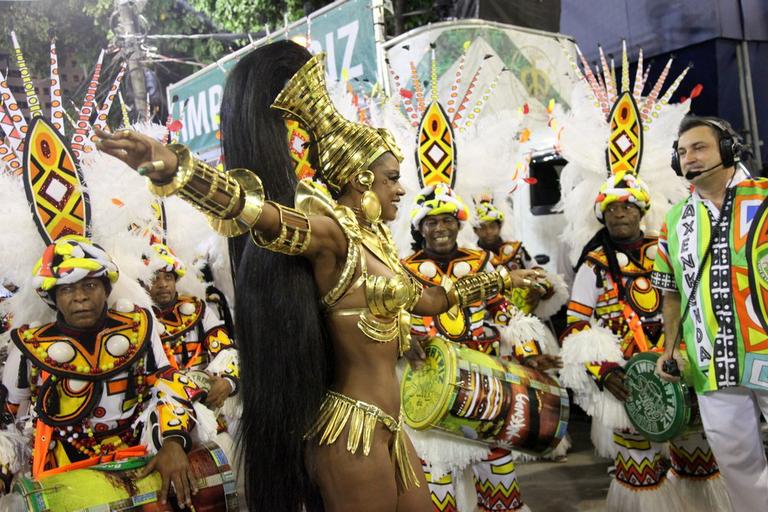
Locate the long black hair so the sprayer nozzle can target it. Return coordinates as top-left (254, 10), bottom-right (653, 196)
top-left (220, 41), bottom-right (332, 511)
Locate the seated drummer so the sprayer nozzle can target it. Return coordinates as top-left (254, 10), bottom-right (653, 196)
top-left (401, 183), bottom-right (561, 512)
top-left (146, 242), bottom-right (239, 411)
top-left (2, 237), bottom-right (202, 507)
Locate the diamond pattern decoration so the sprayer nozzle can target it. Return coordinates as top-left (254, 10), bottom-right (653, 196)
top-left (607, 92), bottom-right (642, 176)
top-left (417, 101), bottom-right (456, 187)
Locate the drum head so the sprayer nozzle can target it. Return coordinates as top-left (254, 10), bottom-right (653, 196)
top-left (401, 337), bottom-right (456, 429)
top-left (624, 352), bottom-right (690, 442)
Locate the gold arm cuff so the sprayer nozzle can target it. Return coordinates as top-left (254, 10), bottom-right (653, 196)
top-left (404, 277), bottom-right (424, 312)
top-left (452, 271), bottom-right (504, 308)
top-left (208, 168), bottom-right (266, 237)
top-left (251, 201), bottom-right (311, 255)
top-left (147, 145), bottom-right (265, 237)
top-left (497, 266), bottom-right (514, 293)
top-left (442, 279), bottom-right (458, 309)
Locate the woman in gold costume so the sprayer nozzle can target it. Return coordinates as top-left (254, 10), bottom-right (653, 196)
top-left (98, 41), bottom-right (541, 512)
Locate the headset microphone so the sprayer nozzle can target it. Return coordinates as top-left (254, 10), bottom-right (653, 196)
top-left (684, 162), bottom-right (723, 180)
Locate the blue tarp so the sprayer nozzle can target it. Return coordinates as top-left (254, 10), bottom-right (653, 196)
top-left (561, 0), bottom-right (768, 171)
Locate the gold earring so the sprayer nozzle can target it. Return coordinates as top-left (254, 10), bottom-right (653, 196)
top-left (358, 170), bottom-right (381, 223)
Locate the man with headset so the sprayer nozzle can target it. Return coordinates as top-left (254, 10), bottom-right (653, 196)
top-left (653, 115), bottom-right (768, 511)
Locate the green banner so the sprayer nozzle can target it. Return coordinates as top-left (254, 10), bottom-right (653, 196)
top-left (167, 0), bottom-right (377, 162)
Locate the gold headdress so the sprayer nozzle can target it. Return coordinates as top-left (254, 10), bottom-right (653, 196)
top-left (271, 53), bottom-right (403, 194)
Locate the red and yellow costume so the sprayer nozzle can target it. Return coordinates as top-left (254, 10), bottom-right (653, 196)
top-left (154, 295), bottom-right (239, 395)
top-left (3, 239), bottom-right (202, 478)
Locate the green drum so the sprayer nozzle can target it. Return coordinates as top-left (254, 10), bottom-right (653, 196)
top-left (401, 337), bottom-right (569, 455)
top-left (12, 441), bottom-right (239, 511)
top-left (623, 352), bottom-right (695, 442)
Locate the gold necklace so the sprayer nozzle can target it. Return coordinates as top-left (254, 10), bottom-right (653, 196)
top-left (359, 222), bottom-right (402, 272)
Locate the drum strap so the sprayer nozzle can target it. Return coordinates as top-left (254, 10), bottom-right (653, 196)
top-left (32, 371), bottom-right (52, 479)
top-left (305, 390), bottom-right (420, 490)
top-left (621, 303), bottom-right (649, 353)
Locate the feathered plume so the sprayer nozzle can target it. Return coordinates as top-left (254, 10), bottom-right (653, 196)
top-left (558, 43), bottom-right (691, 264)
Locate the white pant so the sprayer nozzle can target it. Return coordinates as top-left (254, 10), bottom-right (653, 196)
top-left (698, 386), bottom-right (768, 512)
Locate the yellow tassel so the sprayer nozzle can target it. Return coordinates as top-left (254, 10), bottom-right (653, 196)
top-left (347, 406), bottom-right (364, 453)
top-left (393, 429), bottom-right (420, 489)
top-left (306, 391), bottom-right (419, 489)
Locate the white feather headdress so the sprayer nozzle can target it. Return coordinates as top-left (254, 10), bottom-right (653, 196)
top-left (0, 35), bottom-right (162, 325)
top-left (372, 42), bottom-right (526, 254)
top-left (558, 42), bottom-right (692, 265)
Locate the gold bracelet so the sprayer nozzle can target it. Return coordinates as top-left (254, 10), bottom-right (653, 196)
top-left (148, 145), bottom-right (265, 237)
top-left (497, 266), bottom-right (513, 293)
top-left (251, 202), bottom-right (311, 256)
top-left (451, 272), bottom-right (504, 308)
top-left (147, 144), bottom-right (196, 198)
top-left (441, 279), bottom-right (458, 309)
top-left (208, 168), bottom-right (266, 237)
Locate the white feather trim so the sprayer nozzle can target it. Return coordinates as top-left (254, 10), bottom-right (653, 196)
top-left (533, 271), bottom-right (569, 319)
top-left (668, 470), bottom-right (732, 512)
top-left (407, 426), bottom-right (489, 480)
top-left (606, 474), bottom-right (685, 512)
top-left (455, 466), bottom-right (479, 512)
top-left (207, 348), bottom-right (238, 375)
top-left (559, 326), bottom-right (632, 430)
top-left (0, 173), bottom-right (51, 326)
top-left (191, 401), bottom-right (219, 445)
top-left (591, 421), bottom-right (616, 459)
top-left (219, 394), bottom-right (243, 423)
top-left (132, 121), bottom-right (169, 142)
top-left (499, 308), bottom-right (555, 356)
top-left (162, 195), bottom-right (224, 299)
top-left (0, 493), bottom-right (26, 511)
top-left (0, 424), bottom-right (30, 475)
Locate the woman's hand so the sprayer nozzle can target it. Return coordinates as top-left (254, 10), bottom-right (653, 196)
top-left (404, 335), bottom-right (430, 370)
top-left (95, 128), bottom-right (178, 183)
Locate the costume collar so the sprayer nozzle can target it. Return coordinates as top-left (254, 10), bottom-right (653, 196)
top-left (477, 238), bottom-right (503, 254)
top-left (422, 246), bottom-right (460, 271)
top-left (55, 307), bottom-right (109, 340)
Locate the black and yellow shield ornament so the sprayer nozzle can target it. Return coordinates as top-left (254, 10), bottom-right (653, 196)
top-left (23, 116), bottom-right (90, 244)
top-left (417, 101), bottom-right (456, 187)
top-left (606, 92), bottom-right (643, 176)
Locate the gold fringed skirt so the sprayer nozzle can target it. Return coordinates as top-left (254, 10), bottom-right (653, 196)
top-left (305, 390), bottom-right (420, 489)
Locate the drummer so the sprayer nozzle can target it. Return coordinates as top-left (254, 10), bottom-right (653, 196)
top-left (147, 243), bottom-right (239, 415)
top-left (559, 172), bottom-right (729, 510)
top-left (2, 238), bottom-right (203, 508)
top-left (472, 195), bottom-right (568, 320)
top-left (402, 183), bottom-right (561, 512)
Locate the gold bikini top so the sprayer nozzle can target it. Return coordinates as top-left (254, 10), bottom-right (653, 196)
top-left (295, 180), bottom-right (422, 355)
